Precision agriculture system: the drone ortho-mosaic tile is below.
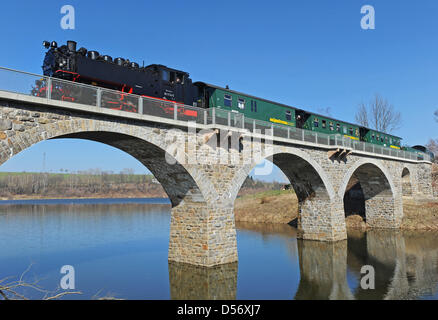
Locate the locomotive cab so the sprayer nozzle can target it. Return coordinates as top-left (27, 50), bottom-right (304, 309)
top-left (143, 64), bottom-right (193, 104)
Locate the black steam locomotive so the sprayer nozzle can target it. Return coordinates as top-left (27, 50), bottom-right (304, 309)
top-left (40, 40), bottom-right (199, 112)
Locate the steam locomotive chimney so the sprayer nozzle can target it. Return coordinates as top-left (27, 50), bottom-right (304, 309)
top-left (67, 40), bottom-right (77, 53)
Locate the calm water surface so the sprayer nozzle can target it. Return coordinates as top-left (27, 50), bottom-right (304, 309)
top-left (0, 198), bottom-right (437, 300)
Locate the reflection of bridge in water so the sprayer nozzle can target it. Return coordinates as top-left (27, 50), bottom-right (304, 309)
top-left (297, 229), bottom-right (438, 300)
top-left (170, 223), bottom-right (438, 300)
top-left (345, 230), bottom-right (438, 300)
top-left (298, 229), bottom-right (438, 300)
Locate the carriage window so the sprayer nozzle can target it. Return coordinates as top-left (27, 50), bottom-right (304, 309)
top-left (314, 118), bottom-right (319, 127)
top-left (336, 123), bottom-right (340, 131)
top-left (238, 98), bottom-right (245, 109)
top-left (329, 122), bottom-right (334, 131)
top-left (349, 128), bottom-right (353, 135)
top-left (162, 70), bottom-right (169, 81)
top-left (285, 110), bottom-right (292, 121)
top-left (381, 137), bottom-right (384, 142)
top-left (322, 120), bottom-right (326, 128)
top-left (372, 133), bottom-right (375, 140)
top-left (355, 129), bottom-right (359, 136)
top-left (343, 127), bottom-right (347, 134)
top-left (224, 94), bottom-right (232, 107)
top-left (250, 100), bottom-right (257, 112)
top-left (169, 72), bottom-right (176, 83)
top-left (389, 138), bottom-right (392, 144)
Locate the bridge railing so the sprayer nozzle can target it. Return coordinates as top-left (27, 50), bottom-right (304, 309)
top-left (0, 66), bottom-right (431, 163)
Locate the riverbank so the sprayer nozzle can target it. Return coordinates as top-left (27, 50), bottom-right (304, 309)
top-left (0, 191), bottom-right (167, 201)
top-left (234, 189), bottom-right (298, 224)
top-left (234, 190), bottom-right (438, 231)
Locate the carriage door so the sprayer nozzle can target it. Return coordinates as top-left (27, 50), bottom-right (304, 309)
top-left (232, 98), bottom-right (245, 127)
top-left (204, 89), bottom-right (210, 108)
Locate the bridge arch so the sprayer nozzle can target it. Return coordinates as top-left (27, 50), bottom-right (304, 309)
top-left (0, 113), bottom-right (237, 266)
top-left (339, 159), bottom-right (402, 228)
top-left (231, 145), bottom-right (346, 241)
top-left (401, 167), bottom-right (413, 197)
top-left (0, 118), bottom-right (210, 206)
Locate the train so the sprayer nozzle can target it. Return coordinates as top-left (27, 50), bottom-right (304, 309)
top-left (37, 40), bottom-right (434, 161)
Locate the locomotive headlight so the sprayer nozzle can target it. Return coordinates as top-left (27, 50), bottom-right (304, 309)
top-left (42, 41), bottom-right (50, 49)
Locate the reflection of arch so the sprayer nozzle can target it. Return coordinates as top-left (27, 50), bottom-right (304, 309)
top-left (348, 230), bottom-right (438, 300)
top-left (232, 146), bottom-right (346, 241)
top-left (168, 261), bottom-right (238, 299)
top-left (340, 159), bottom-right (401, 228)
top-left (295, 239), bottom-right (353, 300)
top-left (401, 167), bottom-right (412, 197)
top-left (347, 230), bottom-right (406, 300)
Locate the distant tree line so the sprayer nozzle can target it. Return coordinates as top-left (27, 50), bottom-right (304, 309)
top-left (240, 176), bottom-right (284, 190)
top-left (0, 170), bottom-right (284, 199)
top-left (0, 169), bottom-right (161, 199)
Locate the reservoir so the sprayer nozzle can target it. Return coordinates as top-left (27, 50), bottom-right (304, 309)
top-left (0, 198), bottom-right (437, 300)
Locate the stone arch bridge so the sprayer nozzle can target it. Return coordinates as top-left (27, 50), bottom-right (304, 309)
top-left (0, 90), bottom-right (434, 267)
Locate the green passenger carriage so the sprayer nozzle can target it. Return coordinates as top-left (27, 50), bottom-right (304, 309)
top-left (194, 82), bottom-right (403, 151)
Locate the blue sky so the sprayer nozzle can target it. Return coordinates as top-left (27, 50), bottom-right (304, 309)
top-left (0, 0), bottom-right (437, 181)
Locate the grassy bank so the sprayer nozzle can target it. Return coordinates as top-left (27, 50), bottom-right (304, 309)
top-left (235, 189), bottom-right (298, 224)
top-left (235, 189), bottom-right (438, 231)
top-left (400, 198), bottom-right (438, 230)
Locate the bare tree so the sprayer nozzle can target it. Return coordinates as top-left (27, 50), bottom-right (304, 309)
top-left (355, 103), bottom-right (369, 128)
top-left (426, 139), bottom-right (438, 163)
top-left (355, 94), bottom-right (401, 133)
